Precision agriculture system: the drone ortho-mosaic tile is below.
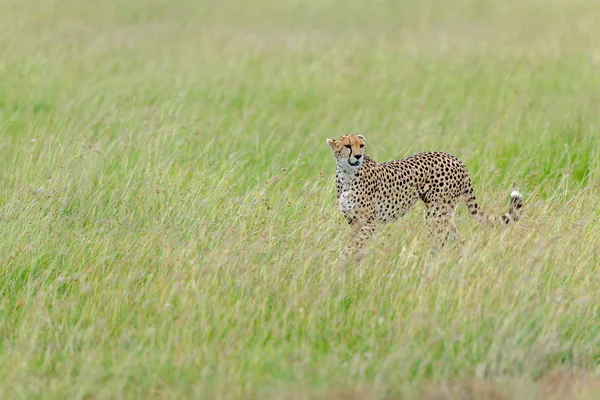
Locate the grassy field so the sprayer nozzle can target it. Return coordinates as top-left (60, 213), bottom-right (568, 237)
top-left (1, 0), bottom-right (599, 398)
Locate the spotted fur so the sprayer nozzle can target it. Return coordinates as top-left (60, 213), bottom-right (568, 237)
top-left (326, 134), bottom-right (524, 262)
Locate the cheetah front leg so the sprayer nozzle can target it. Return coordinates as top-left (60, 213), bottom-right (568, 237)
top-left (339, 218), bottom-right (377, 265)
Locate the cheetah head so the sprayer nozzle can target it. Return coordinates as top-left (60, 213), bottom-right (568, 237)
top-left (326, 134), bottom-right (366, 169)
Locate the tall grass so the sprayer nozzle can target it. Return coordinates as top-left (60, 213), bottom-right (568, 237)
top-left (0, 0), bottom-right (599, 398)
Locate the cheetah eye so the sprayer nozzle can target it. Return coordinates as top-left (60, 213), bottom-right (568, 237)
top-left (344, 145), bottom-right (352, 149)
top-left (360, 144), bottom-right (364, 148)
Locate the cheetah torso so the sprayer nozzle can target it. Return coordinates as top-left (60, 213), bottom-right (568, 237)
top-left (336, 152), bottom-right (472, 223)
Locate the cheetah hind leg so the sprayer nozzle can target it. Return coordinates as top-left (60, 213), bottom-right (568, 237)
top-left (425, 203), bottom-right (463, 250)
top-left (339, 220), bottom-right (377, 266)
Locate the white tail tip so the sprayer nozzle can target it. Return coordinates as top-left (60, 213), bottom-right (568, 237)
top-left (510, 190), bottom-right (522, 199)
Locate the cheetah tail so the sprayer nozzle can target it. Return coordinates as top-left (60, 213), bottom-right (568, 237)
top-left (465, 190), bottom-right (523, 226)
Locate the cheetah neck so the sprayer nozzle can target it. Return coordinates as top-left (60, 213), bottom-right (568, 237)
top-left (336, 165), bottom-right (358, 188)
top-left (335, 157), bottom-right (371, 198)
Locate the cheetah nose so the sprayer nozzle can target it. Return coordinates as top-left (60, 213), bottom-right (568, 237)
top-left (354, 154), bottom-right (362, 159)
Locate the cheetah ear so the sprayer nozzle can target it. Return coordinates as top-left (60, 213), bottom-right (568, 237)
top-left (326, 139), bottom-right (336, 150)
top-left (357, 135), bottom-right (365, 141)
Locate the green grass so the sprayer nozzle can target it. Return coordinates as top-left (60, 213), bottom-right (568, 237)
top-left (1, 0), bottom-right (599, 398)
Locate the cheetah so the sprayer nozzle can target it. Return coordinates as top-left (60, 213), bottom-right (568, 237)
top-left (326, 134), bottom-right (524, 262)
